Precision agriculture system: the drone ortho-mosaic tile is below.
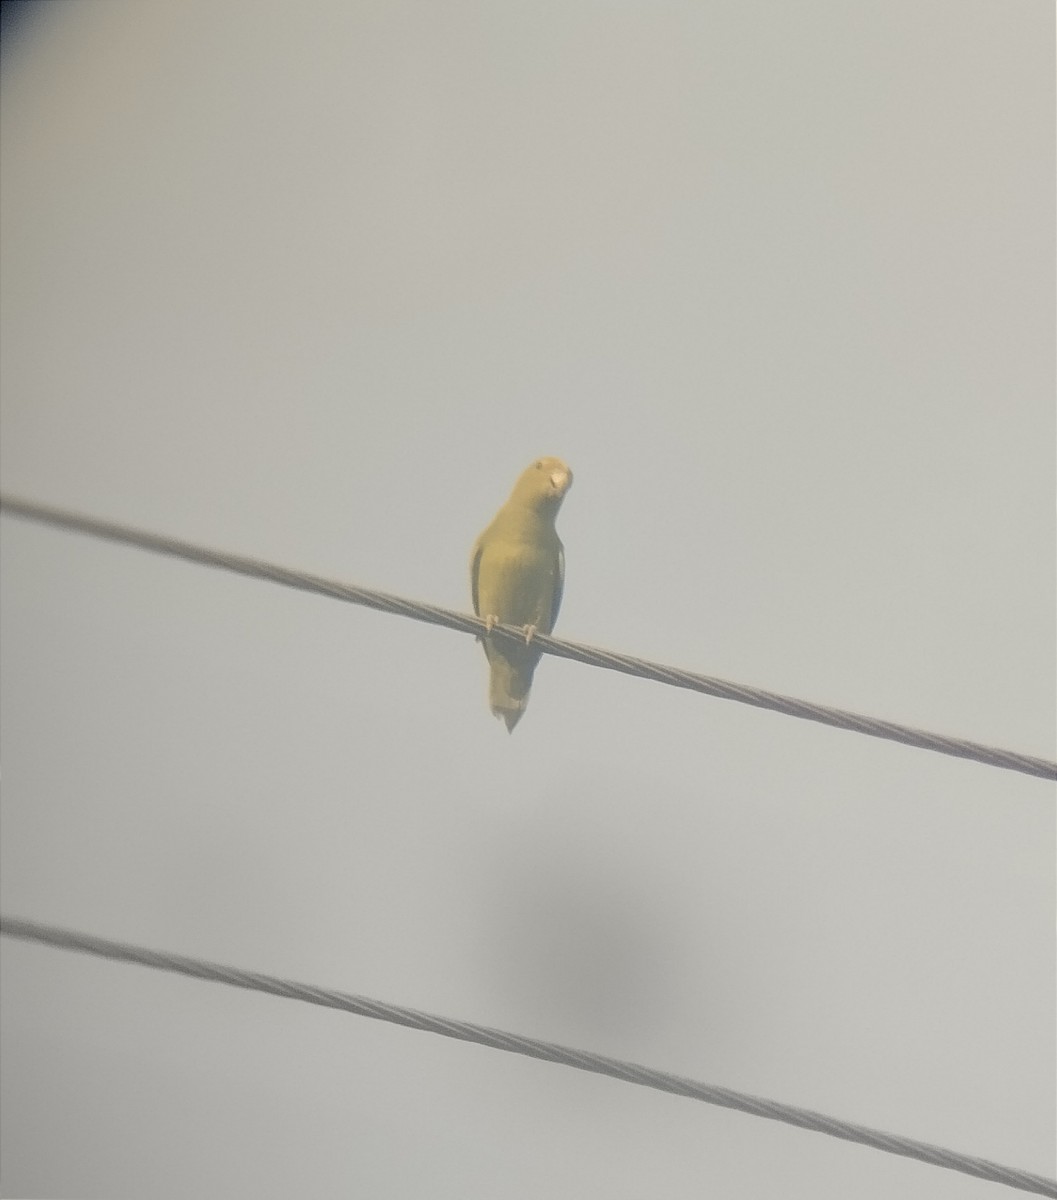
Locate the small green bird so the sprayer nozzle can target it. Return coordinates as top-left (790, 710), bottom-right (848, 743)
top-left (470, 457), bottom-right (573, 731)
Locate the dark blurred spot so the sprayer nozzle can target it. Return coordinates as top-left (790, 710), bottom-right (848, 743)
top-left (1, 0), bottom-right (46, 60)
top-left (478, 840), bottom-right (685, 1043)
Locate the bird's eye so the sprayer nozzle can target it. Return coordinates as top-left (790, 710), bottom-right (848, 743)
top-left (534, 460), bottom-right (543, 469)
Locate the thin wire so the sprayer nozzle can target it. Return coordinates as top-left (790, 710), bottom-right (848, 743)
top-left (2, 917), bottom-right (1053, 1197)
top-left (2, 492), bottom-right (1054, 782)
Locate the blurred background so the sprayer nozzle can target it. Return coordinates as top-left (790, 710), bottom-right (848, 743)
top-left (1, 2), bottom-right (1053, 1197)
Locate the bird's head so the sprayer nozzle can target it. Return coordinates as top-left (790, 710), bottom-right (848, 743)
top-left (513, 457), bottom-right (573, 510)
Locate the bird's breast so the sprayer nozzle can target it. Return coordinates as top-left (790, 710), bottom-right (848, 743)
top-left (475, 541), bottom-right (558, 631)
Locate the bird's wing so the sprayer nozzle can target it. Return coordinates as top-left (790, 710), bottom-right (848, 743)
top-left (469, 537), bottom-right (484, 617)
top-left (548, 542), bottom-right (565, 632)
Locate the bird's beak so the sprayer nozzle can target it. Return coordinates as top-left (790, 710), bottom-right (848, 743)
top-left (550, 467), bottom-right (572, 495)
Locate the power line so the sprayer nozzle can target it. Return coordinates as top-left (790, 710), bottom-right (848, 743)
top-left (2, 492), bottom-right (1054, 782)
top-left (3, 916), bottom-right (1053, 1197)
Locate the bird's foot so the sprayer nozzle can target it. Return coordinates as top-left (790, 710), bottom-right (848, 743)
top-left (483, 614), bottom-right (499, 633)
top-left (522, 624), bottom-right (537, 645)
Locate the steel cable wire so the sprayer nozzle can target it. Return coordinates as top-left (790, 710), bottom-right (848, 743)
top-left (2, 916), bottom-right (1054, 1197)
top-left (2, 494), bottom-right (1053, 780)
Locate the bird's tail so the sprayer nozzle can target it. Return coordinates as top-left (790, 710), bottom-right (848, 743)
top-left (484, 643), bottom-right (540, 733)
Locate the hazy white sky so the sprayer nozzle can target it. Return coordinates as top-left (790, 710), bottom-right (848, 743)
top-left (1, 2), bottom-right (1054, 1197)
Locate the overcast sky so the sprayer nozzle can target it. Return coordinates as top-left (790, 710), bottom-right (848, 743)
top-left (1, 2), bottom-right (1054, 1198)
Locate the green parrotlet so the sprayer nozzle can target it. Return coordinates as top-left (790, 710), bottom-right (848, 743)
top-left (470, 457), bottom-right (573, 731)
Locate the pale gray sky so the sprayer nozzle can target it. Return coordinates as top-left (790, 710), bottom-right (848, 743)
top-left (1, 2), bottom-right (1054, 1197)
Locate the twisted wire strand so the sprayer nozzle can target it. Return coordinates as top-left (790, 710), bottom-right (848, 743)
top-left (2, 916), bottom-right (1054, 1197)
top-left (2, 493), bottom-right (1054, 781)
